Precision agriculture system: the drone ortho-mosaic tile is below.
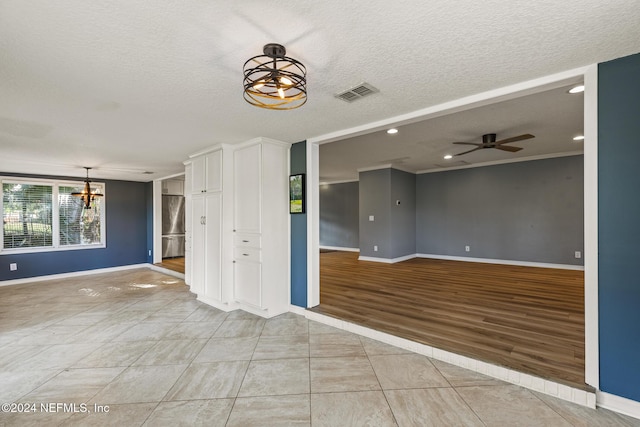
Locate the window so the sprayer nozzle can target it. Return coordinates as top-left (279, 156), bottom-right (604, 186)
top-left (1, 177), bottom-right (105, 253)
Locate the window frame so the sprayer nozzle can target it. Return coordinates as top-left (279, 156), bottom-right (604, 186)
top-left (1, 176), bottom-right (106, 254)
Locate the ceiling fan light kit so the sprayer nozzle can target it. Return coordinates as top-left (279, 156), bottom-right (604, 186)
top-left (71, 167), bottom-right (103, 209)
top-left (243, 43), bottom-right (307, 110)
top-left (452, 133), bottom-right (535, 157)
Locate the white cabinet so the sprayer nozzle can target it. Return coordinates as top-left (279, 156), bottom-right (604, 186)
top-left (191, 150), bottom-right (222, 194)
top-left (185, 138), bottom-right (290, 318)
top-left (185, 148), bottom-right (228, 309)
top-left (191, 193), bottom-right (222, 301)
top-left (232, 139), bottom-right (290, 317)
top-left (233, 144), bottom-right (261, 232)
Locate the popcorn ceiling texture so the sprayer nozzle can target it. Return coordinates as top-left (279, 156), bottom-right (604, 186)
top-left (0, 0), bottom-right (639, 180)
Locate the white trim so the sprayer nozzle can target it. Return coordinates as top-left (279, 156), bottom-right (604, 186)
top-left (147, 264), bottom-right (185, 280)
top-left (308, 66), bottom-right (589, 309)
top-left (358, 254), bottom-right (417, 264)
top-left (356, 164), bottom-right (415, 175)
top-left (357, 163), bottom-right (393, 173)
top-left (416, 151), bottom-right (584, 174)
top-left (320, 245), bottom-right (359, 252)
top-left (417, 253), bottom-right (585, 271)
top-left (288, 304), bottom-right (307, 316)
top-left (0, 263), bottom-right (151, 287)
top-left (308, 67), bottom-right (587, 146)
top-left (306, 65), bottom-right (597, 399)
top-left (319, 178), bottom-right (359, 185)
top-left (302, 310), bottom-right (596, 409)
top-left (597, 391), bottom-right (640, 420)
top-left (152, 180), bottom-right (162, 264)
top-left (306, 141), bottom-right (320, 308)
top-left (583, 64), bottom-right (599, 389)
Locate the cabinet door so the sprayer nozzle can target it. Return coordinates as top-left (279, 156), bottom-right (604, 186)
top-left (205, 151), bottom-right (222, 192)
top-left (190, 196), bottom-right (206, 294)
top-left (234, 261), bottom-right (262, 308)
top-left (233, 144), bottom-right (261, 232)
top-left (204, 193), bottom-right (222, 301)
top-left (191, 156), bottom-right (206, 194)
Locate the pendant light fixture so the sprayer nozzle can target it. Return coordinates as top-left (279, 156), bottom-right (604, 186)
top-left (71, 167), bottom-right (103, 209)
top-left (243, 43), bottom-right (307, 110)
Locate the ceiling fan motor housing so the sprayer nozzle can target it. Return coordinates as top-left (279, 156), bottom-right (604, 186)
top-left (483, 133), bottom-right (497, 146)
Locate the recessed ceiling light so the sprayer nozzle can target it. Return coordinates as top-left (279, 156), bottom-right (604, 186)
top-left (569, 85), bottom-right (585, 94)
top-left (444, 154), bottom-right (453, 160)
top-left (387, 128), bottom-right (398, 135)
top-left (573, 135), bottom-right (585, 141)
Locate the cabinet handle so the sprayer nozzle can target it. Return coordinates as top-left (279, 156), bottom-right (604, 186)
top-left (202, 216), bottom-right (206, 225)
top-left (242, 240), bottom-right (249, 243)
top-left (242, 253), bottom-right (250, 256)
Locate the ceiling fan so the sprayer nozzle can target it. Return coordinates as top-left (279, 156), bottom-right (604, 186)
top-left (452, 133), bottom-right (535, 156)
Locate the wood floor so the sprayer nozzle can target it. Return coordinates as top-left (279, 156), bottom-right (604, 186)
top-left (154, 256), bottom-right (185, 274)
top-left (312, 251), bottom-right (586, 389)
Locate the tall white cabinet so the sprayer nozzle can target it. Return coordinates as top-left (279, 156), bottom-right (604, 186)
top-left (184, 138), bottom-right (291, 318)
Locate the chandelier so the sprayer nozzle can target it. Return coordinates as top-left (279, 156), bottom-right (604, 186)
top-left (71, 167), bottom-right (103, 209)
top-left (243, 43), bottom-right (307, 110)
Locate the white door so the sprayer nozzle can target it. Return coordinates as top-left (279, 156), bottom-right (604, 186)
top-left (233, 144), bottom-right (261, 233)
top-left (204, 192), bottom-right (222, 301)
top-left (234, 260), bottom-right (262, 308)
top-left (190, 195), bottom-right (206, 295)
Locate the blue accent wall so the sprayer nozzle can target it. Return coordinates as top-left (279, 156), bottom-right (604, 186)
top-left (0, 173), bottom-right (149, 281)
top-left (290, 141), bottom-right (307, 307)
top-left (598, 52), bottom-right (640, 402)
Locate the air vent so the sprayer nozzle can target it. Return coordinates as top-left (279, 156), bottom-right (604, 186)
top-left (335, 82), bottom-right (379, 102)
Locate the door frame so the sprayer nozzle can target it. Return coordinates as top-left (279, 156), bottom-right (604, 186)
top-left (306, 64), bottom-right (599, 389)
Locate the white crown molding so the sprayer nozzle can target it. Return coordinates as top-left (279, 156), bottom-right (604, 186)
top-left (417, 151), bottom-right (584, 174)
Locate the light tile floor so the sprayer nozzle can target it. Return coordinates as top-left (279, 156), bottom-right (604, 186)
top-left (0, 268), bottom-right (638, 426)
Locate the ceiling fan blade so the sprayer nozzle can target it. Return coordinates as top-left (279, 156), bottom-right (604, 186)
top-left (495, 133), bottom-right (535, 145)
top-left (452, 142), bottom-right (482, 147)
top-left (495, 145), bottom-right (522, 152)
top-left (454, 147), bottom-right (481, 156)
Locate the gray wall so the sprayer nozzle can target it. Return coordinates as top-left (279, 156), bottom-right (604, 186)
top-left (319, 181), bottom-right (359, 249)
top-left (359, 168), bottom-right (417, 259)
top-left (359, 169), bottom-right (391, 258)
top-left (389, 169), bottom-right (416, 258)
top-left (416, 155), bottom-right (584, 265)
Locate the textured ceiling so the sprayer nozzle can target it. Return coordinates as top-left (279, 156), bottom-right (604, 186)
top-left (1, 1), bottom-right (639, 182)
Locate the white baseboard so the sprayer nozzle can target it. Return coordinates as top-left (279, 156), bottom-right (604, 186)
top-left (358, 254), bottom-right (417, 264)
top-left (148, 264), bottom-right (185, 279)
top-left (0, 263), bottom-right (151, 287)
top-left (597, 391), bottom-right (640, 420)
top-left (302, 310), bottom-right (597, 409)
top-left (320, 245), bottom-right (359, 252)
top-left (417, 253), bottom-right (585, 271)
top-left (288, 304), bottom-right (308, 316)
top-left (196, 295), bottom-right (237, 312)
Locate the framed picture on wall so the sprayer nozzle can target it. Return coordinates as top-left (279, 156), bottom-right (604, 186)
top-left (289, 174), bottom-right (305, 214)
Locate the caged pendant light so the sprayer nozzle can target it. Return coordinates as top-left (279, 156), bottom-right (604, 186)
top-left (243, 43), bottom-right (307, 110)
top-left (71, 167), bottom-right (103, 209)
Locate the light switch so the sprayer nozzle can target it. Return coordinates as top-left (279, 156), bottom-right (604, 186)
top-left (369, 215), bottom-right (374, 221)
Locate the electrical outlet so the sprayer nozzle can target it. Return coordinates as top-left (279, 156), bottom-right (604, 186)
top-left (465, 245), bottom-right (470, 252)
top-left (374, 245), bottom-right (378, 252)
top-left (575, 251), bottom-right (582, 259)
top-left (10, 263), bottom-right (17, 271)
top-left (148, 250), bottom-right (152, 256)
